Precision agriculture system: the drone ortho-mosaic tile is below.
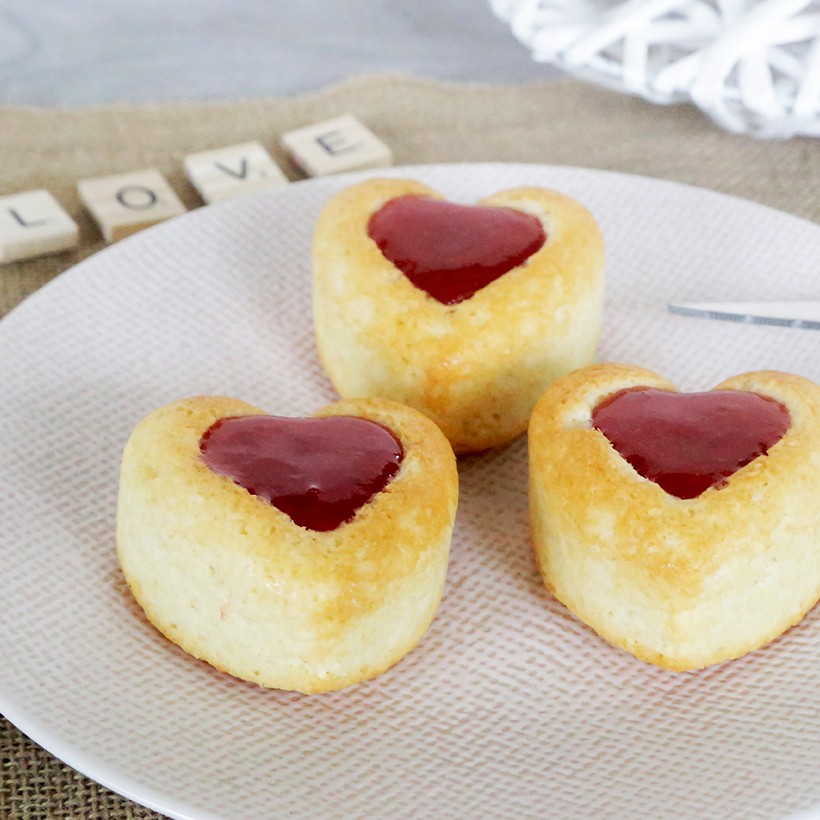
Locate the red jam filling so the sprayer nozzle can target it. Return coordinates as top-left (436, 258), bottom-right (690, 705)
top-left (200, 415), bottom-right (403, 532)
top-left (591, 388), bottom-right (790, 499)
top-left (367, 195), bottom-right (546, 305)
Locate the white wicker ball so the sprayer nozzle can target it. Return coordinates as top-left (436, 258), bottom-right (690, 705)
top-left (490, 0), bottom-right (820, 138)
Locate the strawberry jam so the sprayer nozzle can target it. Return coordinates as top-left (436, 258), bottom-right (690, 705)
top-left (592, 388), bottom-right (789, 499)
top-left (367, 195), bottom-right (546, 305)
top-left (200, 415), bottom-right (403, 531)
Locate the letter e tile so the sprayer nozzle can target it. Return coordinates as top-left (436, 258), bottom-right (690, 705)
top-left (184, 141), bottom-right (289, 204)
top-left (279, 114), bottom-right (393, 177)
top-left (0, 190), bottom-right (79, 264)
top-left (77, 169), bottom-right (186, 243)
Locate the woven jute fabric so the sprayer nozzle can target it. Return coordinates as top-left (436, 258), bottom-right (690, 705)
top-left (1, 73), bottom-right (818, 820)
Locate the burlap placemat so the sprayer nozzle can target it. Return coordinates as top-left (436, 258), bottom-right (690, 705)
top-left (1, 73), bottom-right (818, 819)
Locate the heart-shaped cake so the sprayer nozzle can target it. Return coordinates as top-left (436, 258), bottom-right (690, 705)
top-left (312, 177), bottom-right (605, 453)
top-left (528, 363), bottom-right (820, 671)
top-left (117, 395), bottom-right (458, 693)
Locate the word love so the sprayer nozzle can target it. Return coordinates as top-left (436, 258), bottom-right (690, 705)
top-left (0, 114), bottom-right (392, 263)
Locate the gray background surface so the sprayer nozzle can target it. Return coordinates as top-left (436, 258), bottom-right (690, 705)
top-left (0, 0), bottom-right (557, 105)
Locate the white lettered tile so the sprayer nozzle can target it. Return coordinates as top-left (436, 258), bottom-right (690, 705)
top-left (184, 141), bottom-right (289, 204)
top-left (280, 114), bottom-right (393, 177)
top-left (0, 190), bottom-right (79, 263)
top-left (77, 169), bottom-right (186, 243)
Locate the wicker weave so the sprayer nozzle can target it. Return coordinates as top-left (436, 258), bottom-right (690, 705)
top-left (491, 0), bottom-right (820, 137)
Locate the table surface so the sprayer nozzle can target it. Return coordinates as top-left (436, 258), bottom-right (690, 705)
top-left (0, 0), bottom-right (556, 105)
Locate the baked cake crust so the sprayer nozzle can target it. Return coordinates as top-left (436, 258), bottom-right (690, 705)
top-left (312, 177), bottom-right (605, 453)
top-left (117, 395), bottom-right (458, 693)
top-left (528, 363), bottom-right (820, 671)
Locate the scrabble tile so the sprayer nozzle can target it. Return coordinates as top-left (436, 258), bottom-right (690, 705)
top-left (77, 169), bottom-right (186, 243)
top-left (0, 190), bottom-right (79, 264)
top-left (280, 114), bottom-right (393, 177)
top-left (184, 141), bottom-right (289, 204)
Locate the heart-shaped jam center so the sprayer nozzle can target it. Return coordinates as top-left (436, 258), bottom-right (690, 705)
top-left (592, 388), bottom-right (790, 499)
top-left (200, 415), bottom-right (403, 531)
top-left (367, 195), bottom-right (546, 305)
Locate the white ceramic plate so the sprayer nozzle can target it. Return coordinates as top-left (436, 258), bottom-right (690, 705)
top-left (1, 164), bottom-right (819, 820)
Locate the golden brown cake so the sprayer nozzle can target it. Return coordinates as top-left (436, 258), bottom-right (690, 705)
top-left (117, 395), bottom-right (458, 694)
top-left (528, 363), bottom-right (820, 671)
top-left (312, 177), bottom-right (605, 454)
